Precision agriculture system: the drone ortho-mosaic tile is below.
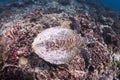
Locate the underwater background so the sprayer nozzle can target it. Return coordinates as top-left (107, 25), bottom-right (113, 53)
top-left (101, 0), bottom-right (120, 11)
top-left (0, 0), bottom-right (120, 12)
top-left (0, 0), bottom-right (120, 80)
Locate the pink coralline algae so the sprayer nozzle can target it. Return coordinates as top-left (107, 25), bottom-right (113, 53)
top-left (0, 7), bottom-right (119, 80)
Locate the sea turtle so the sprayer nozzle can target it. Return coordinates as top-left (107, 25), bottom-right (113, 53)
top-left (32, 27), bottom-right (83, 65)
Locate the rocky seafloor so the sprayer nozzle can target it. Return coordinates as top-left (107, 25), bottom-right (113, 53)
top-left (0, 0), bottom-right (120, 80)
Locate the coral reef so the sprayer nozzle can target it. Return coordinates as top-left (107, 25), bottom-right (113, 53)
top-left (0, 0), bottom-right (120, 80)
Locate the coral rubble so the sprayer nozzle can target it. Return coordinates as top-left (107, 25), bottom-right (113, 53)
top-left (0, 0), bottom-right (120, 80)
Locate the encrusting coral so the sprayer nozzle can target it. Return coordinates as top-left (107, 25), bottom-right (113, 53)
top-left (0, 6), bottom-right (119, 79)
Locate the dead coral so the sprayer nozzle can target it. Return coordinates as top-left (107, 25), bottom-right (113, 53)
top-left (0, 7), bottom-right (119, 80)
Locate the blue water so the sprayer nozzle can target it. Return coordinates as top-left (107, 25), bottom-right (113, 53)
top-left (0, 0), bottom-right (120, 12)
top-left (100, 0), bottom-right (120, 11)
top-left (0, 0), bottom-right (14, 4)
top-left (0, 0), bottom-right (16, 6)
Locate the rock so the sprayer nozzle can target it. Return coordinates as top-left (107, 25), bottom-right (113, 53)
top-left (0, 1), bottom-right (119, 79)
top-left (0, 65), bottom-right (33, 80)
top-left (0, 35), bottom-right (9, 62)
top-left (32, 27), bottom-right (83, 64)
top-left (18, 56), bottom-right (28, 67)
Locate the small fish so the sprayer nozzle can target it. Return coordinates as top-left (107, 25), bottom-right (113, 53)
top-left (32, 27), bottom-right (83, 65)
